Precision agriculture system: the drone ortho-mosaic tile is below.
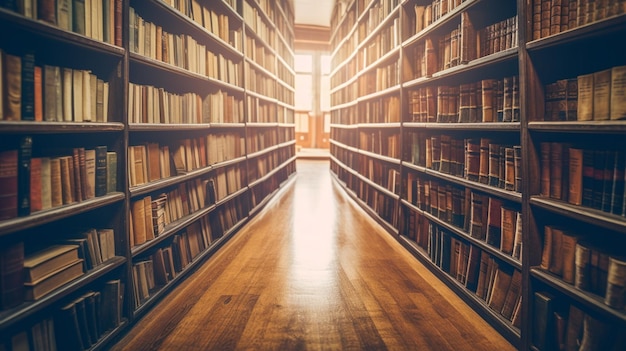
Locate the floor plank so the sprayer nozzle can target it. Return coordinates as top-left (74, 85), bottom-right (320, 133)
top-left (111, 160), bottom-right (516, 351)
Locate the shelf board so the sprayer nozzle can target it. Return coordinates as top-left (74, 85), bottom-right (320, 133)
top-left (209, 123), bottom-right (246, 129)
top-left (351, 171), bottom-right (400, 201)
top-left (245, 57), bottom-right (277, 81)
top-left (128, 123), bottom-right (211, 132)
top-left (530, 196), bottom-right (626, 234)
top-left (0, 256), bottom-right (126, 329)
top-left (0, 193), bottom-right (125, 237)
top-left (357, 84), bottom-right (402, 102)
top-left (130, 167), bottom-right (214, 199)
top-left (0, 122), bottom-right (125, 133)
top-left (358, 149), bottom-right (401, 165)
top-left (431, 47), bottom-right (519, 79)
top-left (357, 122), bottom-right (401, 129)
top-left (246, 145), bottom-right (279, 159)
top-left (245, 89), bottom-right (277, 103)
top-left (329, 123), bottom-right (358, 129)
top-left (330, 139), bottom-right (359, 153)
top-left (528, 121), bottom-right (626, 133)
top-left (526, 13), bottom-right (626, 52)
top-left (246, 122), bottom-right (279, 128)
top-left (209, 156), bottom-right (248, 171)
top-left (402, 122), bottom-right (521, 131)
top-left (531, 268), bottom-right (626, 323)
top-left (248, 156), bottom-right (297, 188)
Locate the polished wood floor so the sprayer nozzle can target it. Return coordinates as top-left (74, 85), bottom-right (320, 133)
top-left (111, 160), bottom-right (515, 351)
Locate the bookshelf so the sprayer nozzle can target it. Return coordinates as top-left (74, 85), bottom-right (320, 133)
top-left (0, 0), bottom-right (295, 349)
top-left (329, 0), bottom-right (626, 350)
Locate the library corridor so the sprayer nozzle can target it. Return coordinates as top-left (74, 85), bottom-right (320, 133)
top-left (111, 159), bottom-right (514, 351)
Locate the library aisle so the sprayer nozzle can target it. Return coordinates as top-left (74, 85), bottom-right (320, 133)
top-left (111, 160), bottom-right (514, 350)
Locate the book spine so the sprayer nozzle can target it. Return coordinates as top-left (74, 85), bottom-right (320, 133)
top-left (21, 52), bottom-right (35, 121)
top-left (95, 146), bottom-right (108, 197)
top-left (18, 136), bottom-right (33, 217)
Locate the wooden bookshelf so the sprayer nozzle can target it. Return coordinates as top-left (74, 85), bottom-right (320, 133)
top-left (0, 0), bottom-right (296, 349)
top-left (330, 0), bottom-right (626, 349)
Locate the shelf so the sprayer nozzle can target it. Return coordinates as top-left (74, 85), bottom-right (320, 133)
top-left (246, 122), bottom-right (279, 128)
top-left (352, 171), bottom-right (399, 201)
top-left (245, 57), bottom-right (277, 81)
top-left (129, 167), bottom-right (214, 199)
top-left (403, 122), bottom-right (521, 131)
top-left (357, 84), bottom-right (402, 102)
top-left (0, 122), bottom-right (125, 134)
top-left (355, 4), bottom-right (401, 52)
top-left (526, 14), bottom-right (626, 52)
top-left (401, 162), bottom-right (522, 203)
top-left (330, 100), bottom-right (358, 111)
top-left (209, 156), bottom-right (248, 171)
top-left (401, 199), bottom-right (522, 270)
top-left (330, 140), bottom-right (359, 153)
top-left (245, 90), bottom-right (277, 103)
top-left (358, 150), bottom-right (401, 165)
top-left (0, 8), bottom-right (125, 58)
top-left (247, 145), bottom-right (279, 159)
top-left (530, 196), bottom-right (626, 235)
top-left (357, 122), bottom-right (401, 129)
top-left (397, 235), bottom-right (521, 348)
top-left (0, 193), bottom-right (125, 237)
top-left (528, 121), bottom-right (626, 133)
top-left (209, 123), bottom-right (247, 129)
top-left (248, 155), bottom-right (297, 188)
top-left (0, 256), bottom-right (126, 329)
top-left (531, 268), bottom-right (626, 323)
top-left (329, 123), bottom-right (359, 129)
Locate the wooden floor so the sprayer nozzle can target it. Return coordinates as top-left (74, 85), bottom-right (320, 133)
top-left (111, 160), bottom-right (515, 351)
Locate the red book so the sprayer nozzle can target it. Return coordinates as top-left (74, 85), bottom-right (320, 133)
top-left (30, 157), bottom-right (42, 212)
top-left (0, 150), bottom-right (18, 220)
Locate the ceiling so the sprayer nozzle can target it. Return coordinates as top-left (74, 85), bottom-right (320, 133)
top-left (293, 0), bottom-right (335, 27)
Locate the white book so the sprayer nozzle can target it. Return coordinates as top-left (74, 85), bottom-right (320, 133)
top-left (72, 70), bottom-right (83, 122)
top-left (82, 70), bottom-right (92, 121)
top-left (103, 81), bottom-right (109, 122)
top-left (41, 157), bottom-right (52, 210)
top-left (62, 68), bottom-right (73, 122)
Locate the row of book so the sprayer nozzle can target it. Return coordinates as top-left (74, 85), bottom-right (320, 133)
top-left (330, 79), bottom-right (358, 107)
top-left (532, 292), bottom-right (626, 351)
top-left (2, 279), bottom-right (124, 351)
top-left (330, 105), bottom-right (358, 125)
top-left (332, 128), bottom-right (358, 148)
top-left (212, 166), bottom-right (244, 202)
top-left (276, 81), bottom-right (295, 106)
top-left (185, 0), bottom-right (242, 51)
top-left (544, 65), bottom-right (626, 122)
top-left (246, 64), bottom-right (277, 98)
top-left (352, 177), bottom-right (400, 227)
top-left (242, 0), bottom-right (273, 48)
top-left (359, 18), bottom-right (399, 69)
top-left (411, 134), bottom-right (522, 193)
top-left (245, 36), bottom-right (275, 75)
top-left (1, 0), bottom-right (122, 46)
top-left (358, 0), bottom-right (400, 38)
top-left (406, 175), bottom-right (523, 260)
top-left (0, 227), bottom-right (116, 311)
top-left (406, 212), bottom-right (522, 327)
top-left (0, 142), bottom-right (117, 221)
top-left (412, 0), bottom-right (467, 34)
top-left (358, 131), bottom-right (400, 159)
top-left (129, 177), bottom-right (221, 247)
top-left (357, 157), bottom-right (400, 194)
top-left (247, 129), bottom-right (278, 154)
top-left (246, 95), bottom-right (277, 123)
top-left (0, 50), bottom-right (110, 123)
top-left (127, 83), bottom-right (243, 125)
top-left (408, 76), bottom-right (520, 123)
top-left (359, 95), bottom-right (400, 123)
top-left (540, 225), bottom-right (626, 311)
top-left (539, 143), bottom-right (626, 216)
top-left (531, 0), bottom-right (626, 41)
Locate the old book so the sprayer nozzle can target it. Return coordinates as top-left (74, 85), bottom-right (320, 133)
top-left (504, 147), bottom-right (516, 191)
top-left (478, 138), bottom-right (490, 184)
top-left (0, 242), bottom-right (24, 310)
top-left (550, 142), bottom-right (564, 200)
top-left (59, 155), bottom-right (74, 204)
top-left (144, 196), bottom-right (155, 241)
top-left (533, 291), bottom-right (556, 350)
top-left (94, 146), bottom-right (107, 197)
top-left (72, 69), bottom-right (83, 122)
top-left (50, 157), bottom-right (63, 207)
top-left (145, 142), bottom-right (161, 182)
top-left (84, 148), bottom-right (96, 199)
top-left (566, 304), bottom-right (584, 351)
top-left (23, 245), bottom-right (79, 283)
top-left (488, 267), bottom-right (513, 312)
top-left (466, 139), bottom-right (480, 182)
top-left (482, 79), bottom-right (496, 122)
top-left (501, 269), bottom-right (522, 320)
top-left (72, 148), bottom-right (83, 202)
top-left (568, 147), bottom-right (584, 205)
top-left (610, 65), bottom-right (626, 120)
top-left (34, 65), bottom-right (42, 121)
top-left (29, 157), bottom-right (42, 213)
top-left (17, 136), bottom-right (32, 217)
top-left (42, 158), bottom-right (54, 209)
top-left (57, 0), bottom-right (73, 31)
top-left (579, 313), bottom-right (614, 350)
top-left (541, 225), bottom-right (554, 270)
top-left (561, 232), bottom-right (579, 284)
top-left (593, 69), bottom-right (611, 121)
top-left (605, 256), bottom-right (626, 309)
top-left (131, 198), bottom-right (147, 246)
top-left (21, 52), bottom-right (35, 120)
top-left (106, 151), bottom-right (117, 193)
top-left (54, 301), bottom-right (85, 351)
top-left (62, 68), bottom-right (73, 122)
top-left (500, 207), bottom-right (516, 255)
top-left (611, 150), bottom-right (625, 215)
top-left (465, 245), bottom-right (481, 292)
top-left (539, 142), bottom-right (551, 196)
top-left (24, 259), bottom-right (83, 300)
top-left (82, 70), bottom-right (92, 121)
top-left (469, 192), bottom-right (485, 240)
top-left (485, 196), bottom-right (502, 247)
top-left (4, 53), bottom-right (21, 121)
top-left (549, 227), bottom-right (565, 276)
top-left (72, 295), bottom-right (93, 347)
top-left (575, 241), bottom-right (592, 290)
top-left (582, 149), bottom-right (595, 207)
top-left (592, 150), bottom-right (607, 210)
top-left (513, 145), bottom-right (522, 192)
top-left (601, 150), bottom-right (616, 212)
top-left (577, 73), bottom-right (594, 121)
top-left (567, 78), bottom-right (578, 121)
top-left (95, 79), bottom-right (104, 122)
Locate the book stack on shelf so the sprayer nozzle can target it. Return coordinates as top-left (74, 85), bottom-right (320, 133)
top-left (329, 0), bottom-right (626, 349)
top-left (0, 0), bottom-right (296, 349)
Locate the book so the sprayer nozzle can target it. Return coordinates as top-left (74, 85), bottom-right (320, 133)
top-left (21, 52), bottom-right (35, 121)
top-left (106, 151), bottom-right (117, 193)
top-left (540, 142), bottom-right (551, 197)
top-left (84, 148), bottom-right (96, 199)
top-left (500, 207), bottom-right (516, 255)
top-left (500, 269), bottom-right (522, 320)
top-left (487, 267), bottom-right (513, 312)
top-left (605, 256), bottom-right (626, 309)
top-left (30, 157), bottom-right (42, 212)
top-left (22, 244), bottom-right (79, 283)
top-left (610, 65), bottom-right (626, 120)
top-left (24, 259), bottom-right (83, 300)
top-left (541, 225), bottom-right (553, 270)
top-left (50, 157), bottom-right (63, 207)
top-left (568, 147), bottom-right (584, 205)
top-left (0, 242), bottom-right (24, 310)
top-left (561, 232), bottom-right (579, 284)
top-left (577, 73), bottom-right (594, 121)
top-left (533, 291), bottom-right (556, 351)
top-left (4, 53), bottom-right (21, 121)
top-left (62, 68), bottom-right (73, 122)
top-left (55, 300), bottom-right (85, 350)
top-left (592, 69), bottom-right (611, 121)
top-left (566, 304), bottom-right (584, 351)
top-left (549, 226), bottom-right (565, 276)
top-left (0, 150), bottom-right (18, 220)
top-left (95, 146), bottom-right (107, 197)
